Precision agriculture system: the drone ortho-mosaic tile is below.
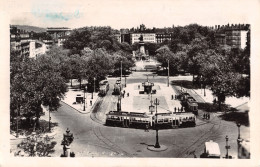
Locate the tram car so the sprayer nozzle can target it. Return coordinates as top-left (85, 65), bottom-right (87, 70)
top-left (105, 111), bottom-right (151, 129)
top-left (154, 112), bottom-right (196, 129)
top-left (113, 80), bottom-right (121, 95)
top-left (105, 111), bottom-right (196, 129)
top-left (179, 92), bottom-right (198, 115)
top-left (99, 80), bottom-right (109, 96)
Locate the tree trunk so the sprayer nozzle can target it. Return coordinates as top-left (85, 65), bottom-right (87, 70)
top-left (218, 97), bottom-right (221, 111)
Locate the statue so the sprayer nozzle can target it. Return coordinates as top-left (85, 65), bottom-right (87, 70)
top-left (139, 35), bottom-right (143, 41)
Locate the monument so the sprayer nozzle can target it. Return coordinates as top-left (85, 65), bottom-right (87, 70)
top-left (139, 35), bottom-right (145, 55)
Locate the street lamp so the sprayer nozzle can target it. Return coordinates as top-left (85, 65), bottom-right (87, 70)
top-left (83, 86), bottom-right (87, 111)
top-left (120, 61), bottom-right (122, 83)
top-left (92, 77), bottom-right (96, 99)
top-left (117, 86), bottom-right (122, 112)
top-left (154, 98), bottom-right (160, 148)
top-left (49, 106), bottom-right (51, 132)
top-left (61, 128), bottom-right (74, 157)
top-left (237, 123), bottom-right (241, 140)
top-left (225, 135), bottom-right (231, 159)
top-left (167, 59), bottom-right (169, 87)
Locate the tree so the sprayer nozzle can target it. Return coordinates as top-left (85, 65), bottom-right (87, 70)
top-left (85, 48), bottom-right (114, 91)
top-left (10, 50), bottom-right (67, 130)
top-left (69, 54), bottom-right (87, 89)
top-left (211, 71), bottom-right (241, 111)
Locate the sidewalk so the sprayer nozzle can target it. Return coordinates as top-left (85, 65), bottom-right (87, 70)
top-left (193, 88), bottom-right (249, 109)
top-left (120, 83), bottom-right (182, 115)
top-left (61, 88), bottom-right (99, 114)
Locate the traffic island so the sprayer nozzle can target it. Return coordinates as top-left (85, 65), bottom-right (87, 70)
top-left (147, 145), bottom-right (168, 152)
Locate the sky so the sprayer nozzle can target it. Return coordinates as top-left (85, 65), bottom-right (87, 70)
top-left (4, 0), bottom-right (260, 29)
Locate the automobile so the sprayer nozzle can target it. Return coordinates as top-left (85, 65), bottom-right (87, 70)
top-left (200, 140), bottom-right (221, 158)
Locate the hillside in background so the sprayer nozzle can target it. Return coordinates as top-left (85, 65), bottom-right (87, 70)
top-left (12, 25), bottom-right (46, 33)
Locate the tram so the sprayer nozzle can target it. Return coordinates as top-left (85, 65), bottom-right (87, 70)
top-left (105, 111), bottom-right (151, 129)
top-left (113, 80), bottom-right (121, 95)
top-left (105, 111), bottom-right (196, 129)
top-left (179, 92), bottom-right (198, 115)
top-left (99, 80), bottom-right (109, 96)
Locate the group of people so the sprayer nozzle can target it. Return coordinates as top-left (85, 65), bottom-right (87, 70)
top-left (174, 106), bottom-right (184, 112)
top-left (121, 90), bottom-right (129, 98)
top-left (203, 113), bottom-right (210, 120)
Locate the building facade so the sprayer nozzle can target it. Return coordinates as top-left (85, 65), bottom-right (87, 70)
top-left (10, 26), bottom-right (47, 58)
top-left (130, 33), bottom-right (156, 44)
top-left (46, 27), bottom-right (71, 45)
top-left (215, 24), bottom-right (250, 49)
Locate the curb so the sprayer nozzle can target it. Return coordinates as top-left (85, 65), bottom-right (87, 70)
top-left (61, 96), bottom-right (100, 115)
top-left (191, 89), bottom-right (206, 103)
top-left (61, 101), bottom-right (91, 114)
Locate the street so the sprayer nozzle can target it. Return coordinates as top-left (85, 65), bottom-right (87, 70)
top-left (48, 70), bottom-right (249, 158)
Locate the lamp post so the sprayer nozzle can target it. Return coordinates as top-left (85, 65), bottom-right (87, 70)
top-left (16, 110), bottom-right (19, 138)
top-left (61, 128), bottom-right (74, 157)
top-left (167, 59), bottom-right (169, 87)
top-left (49, 106), bottom-right (51, 132)
top-left (154, 98), bottom-right (160, 148)
top-left (83, 86), bottom-right (87, 111)
top-left (225, 135), bottom-right (230, 159)
top-left (125, 74), bottom-right (127, 87)
top-left (118, 87), bottom-right (122, 112)
top-left (237, 123), bottom-right (241, 140)
top-left (92, 77), bottom-right (96, 99)
top-left (120, 61), bottom-right (122, 83)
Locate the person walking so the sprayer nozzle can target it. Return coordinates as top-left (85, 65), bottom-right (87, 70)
top-left (145, 124), bottom-right (149, 132)
top-left (90, 100), bottom-right (92, 106)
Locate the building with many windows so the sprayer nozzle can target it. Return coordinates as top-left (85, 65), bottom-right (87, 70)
top-left (215, 24), bottom-right (250, 49)
top-left (46, 27), bottom-right (71, 45)
top-left (130, 33), bottom-right (156, 44)
top-left (10, 26), bottom-right (47, 58)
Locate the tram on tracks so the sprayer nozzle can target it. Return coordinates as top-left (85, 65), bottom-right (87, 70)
top-left (99, 80), bottom-right (109, 96)
top-left (105, 111), bottom-right (196, 129)
top-left (113, 80), bottom-right (121, 95)
top-left (179, 91), bottom-right (199, 115)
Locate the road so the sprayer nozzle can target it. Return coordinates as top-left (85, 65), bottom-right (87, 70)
top-left (48, 71), bottom-right (245, 158)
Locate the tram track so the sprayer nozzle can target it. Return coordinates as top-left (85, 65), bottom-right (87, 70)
top-left (176, 115), bottom-right (222, 158)
top-left (91, 124), bottom-right (132, 157)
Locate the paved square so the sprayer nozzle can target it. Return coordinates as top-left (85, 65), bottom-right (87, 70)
top-left (133, 95), bottom-right (169, 113)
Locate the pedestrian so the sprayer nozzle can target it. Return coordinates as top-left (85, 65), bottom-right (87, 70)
top-left (181, 107), bottom-right (183, 112)
top-left (127, 93), bottom-right (129, 97)
top-left (174, 107), bottom-right (176, 112)
top-left (203, 113), bottom-right (205, 119)
top-left (90, 100), bottom-right (92, 106)
top-left (145, 124), bottom-right (149, 132)
top-left (178, 107), bottom-right (180, 112)
top-left (138, 85), bottom-right (140, 89)
top-left (208, 113), bottom-right (210, 120)
top-left (171, 95), bottom-right (173, 100)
